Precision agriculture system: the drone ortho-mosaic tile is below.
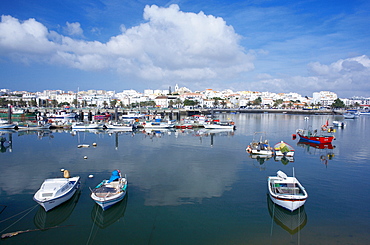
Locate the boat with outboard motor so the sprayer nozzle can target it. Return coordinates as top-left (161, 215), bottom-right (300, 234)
top-left (246, 132), bottom-right (274, 156)
top-left (91, 170), bottom-right (127, 210)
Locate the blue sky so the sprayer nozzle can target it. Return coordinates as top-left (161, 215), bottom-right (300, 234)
top-left (0, 0), bottom-right (369, 98)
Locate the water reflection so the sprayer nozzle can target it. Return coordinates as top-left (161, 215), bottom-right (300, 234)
top-left (91, 195), bottom-right (128, 229)
top-left (17, 129), bottom-right (54, 139)
top-left (296, 141), bottom-right (335, 167)
top-left (274, 155), bottom-right (294, 165)
top-left (33, 190), bottom-right (81, 229)
top-left (267, 195), bottom-right (307, 235)
top-left (0, 131), bottom-right (13, 153)
top-left (192, 128), bottom-right (235, 146)
top-left (249, 155), bottom-right (272, 170)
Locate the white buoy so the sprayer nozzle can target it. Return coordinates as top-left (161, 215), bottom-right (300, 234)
top-left (60, 168), bottom-right (65, 172)
top-left (92, 142), bottom-right (97, 147)
top-left (88, 174), bottom-right (94, 178)
top-left (84, 156), bottom-right (88, 159)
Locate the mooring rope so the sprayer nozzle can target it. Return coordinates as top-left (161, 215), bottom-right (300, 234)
top-left (86, 205), bottom-right (99, 245)
top-left (0, 204), bottom-right (39, 234)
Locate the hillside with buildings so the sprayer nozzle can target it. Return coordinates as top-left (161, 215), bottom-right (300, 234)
top-left (1, 85), bottom-right (369, 109)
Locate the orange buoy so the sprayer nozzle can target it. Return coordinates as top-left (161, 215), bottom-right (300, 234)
top-left (292, 134), bottom-right (296, 140)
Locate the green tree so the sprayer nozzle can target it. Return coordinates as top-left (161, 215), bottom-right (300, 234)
top-left (30, 99), bottom-right (37, 107)
top-left (58, 102), bottom-right (70, 107)
top-left (175, 98), bottom-right (182, 108)
top-left (110, 99), bottom-right (117, 108)
top-left (72, 99), bottom-right (78, 107)
top-left (51, 99), bottom-right (58, 107)
top-left (331, 98), bottom-right (345, 108)
top-left (183, 99), bottom-right (197, 106)
top-left (253, 97), bottom-right (262, 105)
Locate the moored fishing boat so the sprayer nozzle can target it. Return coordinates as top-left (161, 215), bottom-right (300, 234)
top-left (0, 119), bottom-right (17, 129)
top-left (246, 132), bottom-right (273, 156)
top-left (121, 111), bottom-right (146, 120)
top-left (296, 128), bottom-right (335, 144)
top-left (72, 122), bottom-right (105, 129)
top-left (268, 170), bottom-right (308, 211)
top-left (274, 141), bottom-right (295, 157)
top-left (46, 110), bottom-right (77, 119)
top-left (332, 121), bottom-right (346, 127)
top-left (142, 119), bottom-right (175, 129)
top-left (296, 120), bottom-right (335, 144)
top-left (91, 170), bottom-right (127, 211)
top-left (203, 119), bottom-right (236, 130)
top-left (33, 170), bottom-right (80, 212)
top-left (104, 121), bottom-right (133, 131)
top-left (343, 109), bottom-right (360, 119)
top-left (16, 121), bottom-right (52, 130)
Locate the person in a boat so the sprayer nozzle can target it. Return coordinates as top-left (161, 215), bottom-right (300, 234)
top-left (107, 170), bottom-right (121, 183)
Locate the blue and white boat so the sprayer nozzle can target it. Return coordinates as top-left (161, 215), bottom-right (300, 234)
top-left (33, 170), bottom-right (80, 212)
top-left (0, 119), bottom-right (17, 129)
top-left (343, 110), bottom-right (360, 119)
top-left (91, 170), bottom-right (127, 211)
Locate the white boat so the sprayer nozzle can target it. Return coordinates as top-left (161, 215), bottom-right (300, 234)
top-left (71, 122), bottom-right (104, 129)
top-left (121, 111), bottom-right (146, 120)
top-left (104, 122), bottom-right (133, 131)
top-left (246, 132), bottom-right (274, 156)
top-left (343, 110), bottom-right (360, 119)
top-left (274, 141), bottom-right (295, 157)
top-left (142, 120), bottom-right (175, 129)
top-left (203, 120), bottom-right (236, 130)
top-left (332, 121), bottom-right (346, 127)
top-left (268, 170), bottom-right (308, 211)
top-left (91, 170), bottom-right (127, 211)
top-left (47, 110), bottom-right (77, 119)
top-left (0, 119), bottom-right (17, 129)
top-left (33, 170), bottom-right (80, 212)
top-left (17, 121), bottom-right (52, 130)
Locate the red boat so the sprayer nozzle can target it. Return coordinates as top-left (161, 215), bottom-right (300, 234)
top-left (94, 113), bottom-right (111, 120)
top-left (296, 120), bottom-right (335, 144)
top-left (296, 128), bottom-right (335, 144)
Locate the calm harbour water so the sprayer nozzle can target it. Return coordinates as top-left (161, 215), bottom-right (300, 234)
top-left (0, 113), bottom-right (369, 245)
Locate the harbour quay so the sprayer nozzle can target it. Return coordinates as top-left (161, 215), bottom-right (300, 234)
top-left (27, 107), bottom-right (342, 120)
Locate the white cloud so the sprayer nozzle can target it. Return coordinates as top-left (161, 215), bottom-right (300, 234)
top-left (64, 22), bottom-right (84, 37)
top-left (0, 5), bottom-right (254, 87)
top-left (247, 55), bottom-right (370, 97)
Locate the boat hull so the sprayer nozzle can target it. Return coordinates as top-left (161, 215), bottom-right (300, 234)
top-left (105, 124), bottom-right (133, 131)
top-left (269, 194), bottom-right (306, 212)
top-left (297, 134), bottom-right (334, 144)
top-left (203, 124), bottom-right (235, 130)
top-left (250, 149), bottom-right (273, 155)
top-left (0, 124), bottom-right (17, 129)
top-left (33, 177), bottom-right (80, 212)
top-left (92, 191), bottom-right (127, 211)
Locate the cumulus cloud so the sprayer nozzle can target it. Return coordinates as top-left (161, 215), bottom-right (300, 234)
top-left (244, 55), bottom-right (370, 97)
top-left (307, 55), bottom-right (370, 95)
top-left (64, 22), bottom-right (84, 37)
top-left (0, 4), bottom-right (254, 87)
